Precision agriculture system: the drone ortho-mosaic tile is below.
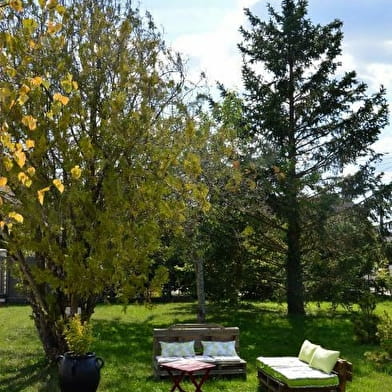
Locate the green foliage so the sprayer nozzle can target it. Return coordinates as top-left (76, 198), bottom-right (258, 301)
top-left (234, 0), bottom-right (389, 314)
top-left (0, 0), bottom-right (210, 359)
top-left (365, 311), bottom-right (392, 363)
top-left (305, 206), bottom-right (382, 308)
top-left (63, 315), bottom-right (93, 355)
top-left (352, 293), bottom-right (380, 344)
top-left (378, 311), bottom-right (392, 357)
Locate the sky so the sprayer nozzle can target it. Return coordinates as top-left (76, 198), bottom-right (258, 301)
top-left (138, 0), bottom-right (392, 181)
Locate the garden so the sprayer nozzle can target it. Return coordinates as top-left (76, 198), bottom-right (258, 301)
top-left (0, 301), bottom-right (391, 392)
top-left (1, 1), bottom-right (392, 392)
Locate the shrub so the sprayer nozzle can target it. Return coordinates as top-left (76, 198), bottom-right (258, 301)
top-left (63, 315), bottom-right (93, 356)
top-left (378, 311), bottom-right (392, 358)
top-left (352, 293), bottom-right (380, 344)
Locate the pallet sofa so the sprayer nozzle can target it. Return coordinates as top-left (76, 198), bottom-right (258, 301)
top-left (257, 340), bottom-right (353, 392)
top-left (152, 323), bottom-right (247, 379)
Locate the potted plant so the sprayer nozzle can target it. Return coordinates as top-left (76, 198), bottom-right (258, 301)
top-left (57, 315), bottom-right (104, 392)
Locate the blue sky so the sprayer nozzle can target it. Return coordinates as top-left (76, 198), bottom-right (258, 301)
top-left (138, 0), bottom-right (392, 179)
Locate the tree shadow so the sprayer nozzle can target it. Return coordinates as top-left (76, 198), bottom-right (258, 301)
top-left (0, 358), bottom-right (59, 392)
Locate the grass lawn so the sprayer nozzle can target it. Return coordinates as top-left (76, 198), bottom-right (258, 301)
top-left (0, 300), bottom-right (391, 392)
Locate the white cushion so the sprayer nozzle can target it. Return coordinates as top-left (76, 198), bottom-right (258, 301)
top-left (212, 355), bottom-right (243, 363)
top-left (156, 356), bottom-right (184, 364)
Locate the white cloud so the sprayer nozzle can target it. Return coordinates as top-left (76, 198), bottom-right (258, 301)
top-left (172, 0), bottom-right (259, 89)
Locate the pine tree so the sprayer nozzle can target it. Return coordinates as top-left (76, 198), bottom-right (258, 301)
top-left (238, 0), bottom-right (388, 314)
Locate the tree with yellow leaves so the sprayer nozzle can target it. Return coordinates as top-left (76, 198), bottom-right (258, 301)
top-left (0, 0), bottom-right (210, 360)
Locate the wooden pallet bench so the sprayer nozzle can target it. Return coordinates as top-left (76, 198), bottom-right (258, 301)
top-left (153, 323), bottom-right (247, 379)
top-left (257, 358), bottom-right (352, 392)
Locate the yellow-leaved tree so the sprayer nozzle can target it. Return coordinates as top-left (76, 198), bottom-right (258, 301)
top-left (0, 0), bottom-right (210, 360)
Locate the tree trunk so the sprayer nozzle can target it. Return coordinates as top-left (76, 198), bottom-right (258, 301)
top-left (285, 55), bottom-right (305, 316)
top-left (195, 258), bottom-right (206, 323)
top-left (286, 198), bottom-right (305, 315)
top-left (31, 302), bottom-right (68, 362)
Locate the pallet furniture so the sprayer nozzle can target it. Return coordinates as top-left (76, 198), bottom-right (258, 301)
top-left (161, 359), bottom-right (216, 392)
top-left (153, 323), bottom-right (247, 379)
top-left (257, 357), bottom-right (353, 392)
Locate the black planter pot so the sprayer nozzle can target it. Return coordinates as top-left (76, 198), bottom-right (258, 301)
top-left (57, 352), bottom-right (104, 392)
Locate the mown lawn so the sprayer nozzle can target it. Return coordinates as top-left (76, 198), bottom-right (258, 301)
top-left (0, 300), bottom-right (391, 392)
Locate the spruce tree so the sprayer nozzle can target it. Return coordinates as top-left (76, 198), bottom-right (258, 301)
top-left (238, 0), bottom-right (388, 314)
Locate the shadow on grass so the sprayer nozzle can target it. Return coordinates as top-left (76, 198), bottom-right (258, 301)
top-left (0, 358), bottom-right (59, 392)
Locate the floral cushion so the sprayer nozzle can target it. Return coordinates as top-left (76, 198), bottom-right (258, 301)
top-left (202, 341), bottom-right (238, 356)
top-left (159, 341), bottom-right (195, 357)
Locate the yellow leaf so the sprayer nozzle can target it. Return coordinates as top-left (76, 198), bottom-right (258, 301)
top-left (46, 0), bottom-right (58, 9)
top-left (37, 186), bottom-right (51, 205)
top-left (0, 87), bottom-right (11, 102)
top-left (1, 122), bottom-right (9, 132)
top-left (18, 172), bottom-right (32, 187)
top-left (47, 21), bottom-right (62, 34)
top-left (22, 115), bottom-right (38, 130)
top-left (3, 157), bottom-right (13, 171)
top-left (6, 67), bottom-right (17, 77)
top-left (0, 177), bottom-right (7, 187)
top-left (26, 139), bottom-right (35, 149)
top-left (0, 221), bottom-right (5, 229)
top-left (70, 165), bottom-right (82, 179)
top-left (56, 5), bottom-right (66, 15)
top-left (20, 84), bottom-right (31, 94)
top-left (53, 93), bottom-right (69, 105)
top-left (0, 132), bottom-right (15, 151)
top-left (46, 111), bottom-right (54, 119)
top-left (9, 99), bottom-right (16, 109)
top-left (53, 178), bottom-right (64, 193)
top-left (14, 150), bottom-right (26, 168)
top-left (72, 81), bottom-right (78, 90)
top-left (29, 40), bottom-right (38, 49)
top-left (9, 0), bottom-right (23, 12)
top-left (8, 212), bottom-right (24, 224)
top-left (30, 76), bottom-right (43, 87)
top-left (27, 167), bottom-right (36, 176)
top-left (17, 93), bottom-right (29, 106)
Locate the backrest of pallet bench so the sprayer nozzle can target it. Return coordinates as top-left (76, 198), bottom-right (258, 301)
top-left (153, 324), bottom-right (240, 357)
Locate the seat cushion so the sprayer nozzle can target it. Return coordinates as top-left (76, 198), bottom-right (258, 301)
top-left (156, 356), bottom-right (186, 364)
top-left (257, 356), bottom-right (339, 388)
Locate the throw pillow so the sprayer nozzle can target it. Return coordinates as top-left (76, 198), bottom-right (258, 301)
top-left (160, 341), bottom-right (195, 357)
top-left (309, 346), bottom-right (340, 374)
top-left (298, 339), bottom-right (320, 363)
top-left (202, 341), bottom-right (238, 356)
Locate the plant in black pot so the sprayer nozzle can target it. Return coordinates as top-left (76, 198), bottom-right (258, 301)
top-left (57, 315), bottom-right (104, 392)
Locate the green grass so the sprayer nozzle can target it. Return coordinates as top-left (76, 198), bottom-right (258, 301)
top-left (0, 300), bottom-right (391, 392)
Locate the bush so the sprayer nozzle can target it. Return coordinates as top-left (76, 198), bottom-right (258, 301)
top-left (378, 311), bottom-right (392, 358)
top-left (63, 315), bottom-right (93, 355)
top-left (365, 311), bottom-right (392, 364)
top-left (352, 293), bottom-right (380, 344)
